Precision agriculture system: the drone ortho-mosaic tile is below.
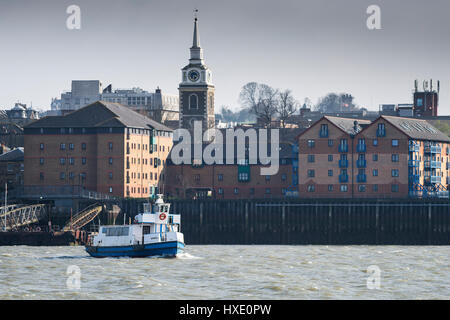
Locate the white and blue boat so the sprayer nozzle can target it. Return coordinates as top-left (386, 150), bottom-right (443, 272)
top-left (85, 195), bottom-right (184, 258)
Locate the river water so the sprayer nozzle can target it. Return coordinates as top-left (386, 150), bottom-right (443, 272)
top-left (0, 245), bottom-right (449, 299)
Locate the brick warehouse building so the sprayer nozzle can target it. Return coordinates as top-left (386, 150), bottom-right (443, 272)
top-left (165, 142), bottom-right (298, 199)
top-left (23, 101), bottom-right (173, 199)
top-left (298, 115), bottom-right (450, 199)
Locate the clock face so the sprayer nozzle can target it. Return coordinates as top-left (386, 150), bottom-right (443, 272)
top-left (188, 70), bottom-right (200, 82)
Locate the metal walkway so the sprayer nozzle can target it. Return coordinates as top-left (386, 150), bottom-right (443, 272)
top-left (0, 204), bottom-right (46, 231)
top-left (63, 204), bottom-right (103, 231)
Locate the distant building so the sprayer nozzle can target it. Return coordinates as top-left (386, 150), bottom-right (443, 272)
top-left (297, 115), bottom-right (450, 199)
top-left (49, 80), bottom-right (179, 124)
top-left (413, 79), bottom-right (439, 117)
top-left (23, 101), bottom-right (173, 199)
top-left (165, 141), bottom-right (298, 200)
top-left (0, 147), bottom-right (24, 193)
top-left (398, 104), bottom-right (414, 117)
top-left (1, 103), bottom-right (40, 127)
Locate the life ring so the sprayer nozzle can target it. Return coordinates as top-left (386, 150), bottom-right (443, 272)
top-left (159, 213), bottom-right (167, 220)
top-left (35, 226), bottom-right (41, 232)
top-left (24, 227), bottom-right (30, 232)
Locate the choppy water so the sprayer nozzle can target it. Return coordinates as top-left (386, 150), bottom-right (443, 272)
top-left (0, 245), bottom-right (449, 299)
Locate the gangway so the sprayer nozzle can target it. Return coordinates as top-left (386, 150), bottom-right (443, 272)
top-left (63, 204), bottom-right (103, 231)
top-left (0, 204), bottom-right (46, 231)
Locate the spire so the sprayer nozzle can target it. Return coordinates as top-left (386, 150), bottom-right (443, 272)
top-left (189, 9), bottom-right (204, 64)
top-left (192, 9), bottom-right (200, 48)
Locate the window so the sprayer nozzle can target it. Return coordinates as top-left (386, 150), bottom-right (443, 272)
top-left (109, 142), bottom-right (113, 150)
top-left (328, 185), bottom-right (333, 191)
top-left (82, 157), bottom-right (86, 165)
top-left (218, 188), bottom-right (223, 195)
top-left (373, 184), bottom-right (378, 192)
top-left (391, 184), bottom-right (399, 193)
top-left (320, 124), bottom-right (328, 137)
top-left (109, 157), bottom-right (113, 165)
top-left (391, 169), bottom-right (399, 177)
top-left (69, 143), bottom-right (74, 150)
top-left (234, 188), bottom-right (239, 194)
top-left (328, 155), bottom-right (333, 162)
top-left (218, 174), bottom-right (223, 181)
top-left (109, 172), bottom-right (113, 179)
top-left (60, 143), bottom-right (66, 150)
top-left (328, 139), bottom-right (334, 147)
top-left (340, 185), bottom-right (348, 192)
top-left (238, 173), bottom-right (249, 181)
top-left (358, 185), bottom-right (366, 192)
top-left (265, 188), bottom-right (271, 194)
top-left (416, 98), bottom-right (423, 107)
top-left (307, 155), bottom-right (315, 163)
top-left (60, 158), bottom-right (66, 165)
top-left (265, 175), bottom-right (271, 181)
top-left (69, 172), bottom-right (74, 180)
top-left (281, 174), bottom-right (287, 181)
top-left (392, 154), bottom-right (399, 162)
top-left (307, 170), bottom-right (315, 178)
top-left (194, 174), bottom-right (200, 181)
top-left (40, 172), bottom-right (44, 180)
top-left (373, 169), bottom-right (378, 176)
top-left (40, 143), bottom-right (44, 150)
top-left (250, 188), bottom-right (255, 195)
top-left (392, 139), bottom-right (399, 147)
top-left (307, 185), bottom-right (315, 192)
top-left (307, 140), bottom-right (315, 148)
top-left (60, 172), bottom-right (65, 180)
top-left (69, 157), bottom-right (74, 165)
top-left (81, 143), bottom-right (86, 150)
top-left (373, 139), bottom-right (378, 146)
top-left (109, 187), bottom-right (113, 193)
top-left (189, 94), bottom-right (198, 109)
top-left (328, 170), bottom-right (333, 177)
top-left (39, 158), bottom-right (44, 165)
top-left (373, 154), bottom-right (378, 161)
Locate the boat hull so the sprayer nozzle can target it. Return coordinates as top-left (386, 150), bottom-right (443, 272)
top-left (85, 241), bottom-right (185, 258)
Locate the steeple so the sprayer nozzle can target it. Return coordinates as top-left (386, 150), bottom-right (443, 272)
top-left (190, 10), bottom-right (204, 64)
top-left (192, 17), bottom-right (200, 48)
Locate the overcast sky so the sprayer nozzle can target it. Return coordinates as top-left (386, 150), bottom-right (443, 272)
top-left (0, 0), bottom-right (449, 114)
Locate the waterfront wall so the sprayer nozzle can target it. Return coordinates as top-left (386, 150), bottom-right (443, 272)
top-left (77, 198), bottom-right (450, 245)
top-left (167, 199), bottom-right (450, 245)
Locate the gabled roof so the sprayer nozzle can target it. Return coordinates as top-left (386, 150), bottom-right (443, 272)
top-left (297, 116), bottom-right (371, 139)
top-left (377, 115), bottom-right (450, 143)
top-left (0, 147), bottom-right (24, 162)
top-left (24, 101), bottom-right (172, 131)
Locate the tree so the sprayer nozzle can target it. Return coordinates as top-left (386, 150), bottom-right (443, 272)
top-left (276, 89), bottom-right (299, 128)
top-left (315, 93), bottom-right (358, 113)
top-left (239, 82), bottom-right (279, 128)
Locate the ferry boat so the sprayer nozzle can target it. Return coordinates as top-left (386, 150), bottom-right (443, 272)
top-left (85, 195), bottom-right (184, 258)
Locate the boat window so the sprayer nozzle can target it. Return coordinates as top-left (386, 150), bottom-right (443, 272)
top-left (143, 226), bottom-right (151, 234)
top-left (104, 227), bottom-right (129, 237)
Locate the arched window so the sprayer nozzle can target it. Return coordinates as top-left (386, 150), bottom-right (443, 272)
top-left (189, 94), bottom-right (198, 109)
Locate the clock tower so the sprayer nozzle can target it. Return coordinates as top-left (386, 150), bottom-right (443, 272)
top-left (179, 14), bottom-right (215, 135)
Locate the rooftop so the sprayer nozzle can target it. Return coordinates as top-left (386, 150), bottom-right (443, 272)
top-left (25, 101), bottom-right (172, 131)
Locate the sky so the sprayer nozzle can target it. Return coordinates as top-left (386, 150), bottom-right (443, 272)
top-left (0, 0), bottom-right (449, 114)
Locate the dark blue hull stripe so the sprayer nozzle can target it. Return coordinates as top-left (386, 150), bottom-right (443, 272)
top-left (85, 241), bottom-right (185, 258)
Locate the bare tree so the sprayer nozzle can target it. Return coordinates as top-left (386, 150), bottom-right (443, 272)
top-left (239, 82), bottom-right (278, 128)
top-left (277, 89), bottom-right (299, 128)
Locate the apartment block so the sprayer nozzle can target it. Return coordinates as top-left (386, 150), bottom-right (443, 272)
top-left (165, 143), bottom-right (298, 199)
top-left (298, 115), bottom-right (450, 199)
top-left (23, 101), bottom-right (173, 198)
